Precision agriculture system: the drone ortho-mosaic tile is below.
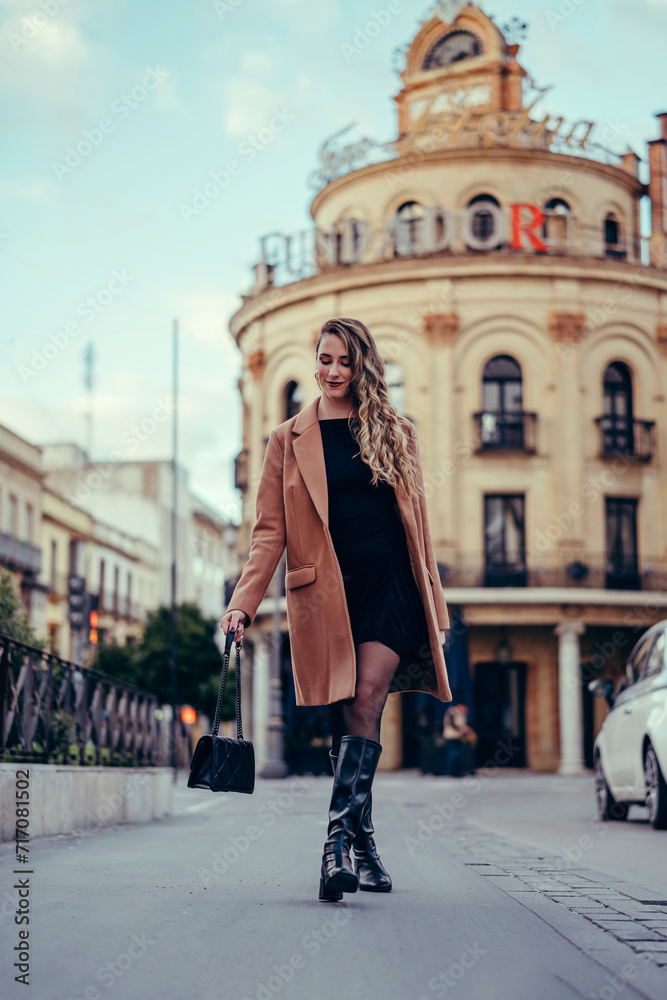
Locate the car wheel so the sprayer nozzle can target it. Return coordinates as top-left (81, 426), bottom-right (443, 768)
top-left (595, 753), bottom-right (629, 821)
top-left (644, 745), bottom-right (667, 830)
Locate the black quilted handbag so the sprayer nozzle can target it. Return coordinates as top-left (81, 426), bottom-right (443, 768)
top-left (187, 627), bottom-right (255, 793)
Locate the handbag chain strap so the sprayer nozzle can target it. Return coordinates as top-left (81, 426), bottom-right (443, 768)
top-left (211, 630), bottom-right (244, 740)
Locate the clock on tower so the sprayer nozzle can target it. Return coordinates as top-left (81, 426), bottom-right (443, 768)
top-left (423, 29), bottom-right (483, 69)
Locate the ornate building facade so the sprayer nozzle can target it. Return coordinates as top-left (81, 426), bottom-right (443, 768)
top-left (228, 6), bottom-right (667, 773)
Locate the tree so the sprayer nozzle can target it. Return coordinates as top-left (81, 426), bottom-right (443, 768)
top-left (97, 602), bottom-right (235, 719)
top-left (96, 642), bottom-right (137, 686)
top-left (0, 567), bottom-right (45, 648)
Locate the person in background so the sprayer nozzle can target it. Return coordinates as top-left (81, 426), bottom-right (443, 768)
top-left (443, 703), bottom-right (476, 777)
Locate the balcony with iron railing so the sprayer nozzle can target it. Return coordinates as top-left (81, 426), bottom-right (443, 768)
top-left (435, 554), bottom-right (667, 592)
top-left (0, 532), bottom-right (42, 575)
top-left (595, 416), bottom-right (656, 461)
top-left (244, 216), bottom-right (653, 296)
top-left (473, 411), bottom-right (537, 453)
top-left (98, 591), bottom-right (140, 622)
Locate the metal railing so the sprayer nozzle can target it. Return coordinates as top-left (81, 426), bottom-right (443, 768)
top-left (473, 411), bottom-right (537, 453)
top-left (595, 416), bottom-right (656, 461)
top-left (436, 554), bottom-right (667, 592)
top-left (0, 634), bottom-right (160, 765)
top-left (248, 217), bottom-right (655, 293)
top-left (98, 591), bottom-right (140, 621)
top-left (0, 532), bottom-right (42, 574)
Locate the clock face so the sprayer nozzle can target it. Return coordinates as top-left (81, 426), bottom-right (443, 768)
top-left (423, 30), bottom-right (483, 69)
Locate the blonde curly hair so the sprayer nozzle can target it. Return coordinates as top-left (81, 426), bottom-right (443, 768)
top-left (316, 317), bottom-right (423, 500)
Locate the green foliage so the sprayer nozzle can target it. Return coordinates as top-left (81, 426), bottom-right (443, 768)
top-left (46, 710), bottom-right (78, 764)
top-left (0, 567), bottom-right (46, 649)
top-left (96, 643), bottom-right (137, 686)
top-left (97, 602), bottom-right (234, 719)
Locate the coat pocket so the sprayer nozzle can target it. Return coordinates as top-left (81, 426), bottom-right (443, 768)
top-left (285, 563), bottom-right (317, 590)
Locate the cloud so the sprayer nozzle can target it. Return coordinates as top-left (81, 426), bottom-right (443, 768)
top-left (152, 71), bottom-right (186, 116)
top-left (0, 177), bottom-right (56, 202)
top-left (172, 291), bottom-right (243, 356)
top-left (0, 17), bottom-right (93, 105)
top-left (221, 76), bottom-right (287, 136)
top-left (263, 0), bottom-right (339, 34)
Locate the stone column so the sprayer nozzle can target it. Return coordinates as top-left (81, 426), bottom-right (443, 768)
top-left (554, 619), bottom-right (586, 775)
top-left (422, 309), bottom-right (458, 545)
top-left (252, 632), bottom-right (271, 775)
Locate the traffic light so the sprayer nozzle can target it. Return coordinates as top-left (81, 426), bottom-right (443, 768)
top-left (67, 574), bottom-right (86, 629)
top-left (88, 592), bottom-right (99, 645)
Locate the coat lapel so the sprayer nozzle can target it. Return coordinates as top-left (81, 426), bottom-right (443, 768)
top-left (291, 395), bottom-right (420, 548)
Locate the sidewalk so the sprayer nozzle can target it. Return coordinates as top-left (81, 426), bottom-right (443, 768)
top-left (2, 767), bottom-right (665, 1000)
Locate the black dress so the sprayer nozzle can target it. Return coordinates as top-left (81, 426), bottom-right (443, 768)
top-left (319, 417), bottom-right (431, 663)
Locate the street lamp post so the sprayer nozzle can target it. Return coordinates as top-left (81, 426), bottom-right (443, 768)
top-left (169, 319), bottom-right (178, 782)
top-left (260, 551), bottom-right (288, 778)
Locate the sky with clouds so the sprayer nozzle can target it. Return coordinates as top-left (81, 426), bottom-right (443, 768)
top-left (1, 0), bottom-right (666, 528)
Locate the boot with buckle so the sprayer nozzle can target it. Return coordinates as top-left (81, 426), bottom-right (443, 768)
top-left (329, 749), bottom-right (392, 892)
top-left (319, 735), bottom-right (383, 901)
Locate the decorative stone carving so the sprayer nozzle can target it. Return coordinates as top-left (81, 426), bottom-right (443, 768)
top-left (423, 312), bottom-right (459, 345)
top-left (547, 311), bottom-right (586, 344)
top-left (248, 349), bottom-right (266, 380)
top-left (657, 323), bottom-right (667, 356)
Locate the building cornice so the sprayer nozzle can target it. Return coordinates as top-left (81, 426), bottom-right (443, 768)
top-left (229, 253), bottom-right (667, 342)
top-left (309, 145), bottom-right (646, 220)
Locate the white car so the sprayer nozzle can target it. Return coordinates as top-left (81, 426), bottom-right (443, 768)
top-left (589, 619), bottom-right (667, 829)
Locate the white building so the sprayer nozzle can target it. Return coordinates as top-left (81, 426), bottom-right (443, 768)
top-left (0, 422), bottom-right (46, 636)
top-left (41, 447), bottom-right (237, 644)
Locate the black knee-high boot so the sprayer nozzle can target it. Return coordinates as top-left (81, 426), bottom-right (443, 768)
top-left (329, 749), bottom-right (392, 892)
top-left (319, 735), bottom-right (383, 901)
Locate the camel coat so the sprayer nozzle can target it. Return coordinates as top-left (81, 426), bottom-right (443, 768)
top-left (225, 396), bottom-right (452, 707)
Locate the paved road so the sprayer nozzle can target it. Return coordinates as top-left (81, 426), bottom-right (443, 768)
top-left (1, 769), bottom-right (666, 1000)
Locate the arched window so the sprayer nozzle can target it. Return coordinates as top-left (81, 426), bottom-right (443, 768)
top-left (482, 355), bottom-right (523, 412)
top-left (601, 361), bottom-right (633, 452)
top-left (464, 194), bottom-right (503, 251)
top-left (604, 213), bottom-right (625, 259)
top-left (283, 380), bottom-right (303, 422)
top-left (393, 200), bottom-right (425, 256)
top-left (335, 216), bottom-right (367, 265)
top-left (480, 355), bottom-right (525, 448)
top-left (384, 360), bottom-right (405, 415)
top-left (542, 198), bottom-right (570, 248)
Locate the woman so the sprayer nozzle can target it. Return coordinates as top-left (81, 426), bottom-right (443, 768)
top-left (220, 317), bottom-right (452, 902)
